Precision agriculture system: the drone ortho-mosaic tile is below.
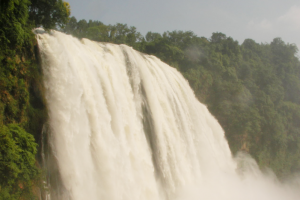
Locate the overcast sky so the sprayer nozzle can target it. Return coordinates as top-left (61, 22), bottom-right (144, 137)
top-left (66, 0), bottom-right (300, 49)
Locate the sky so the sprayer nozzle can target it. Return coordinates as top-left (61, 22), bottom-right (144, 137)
top-left (66, 0), bottom-right (300, 50)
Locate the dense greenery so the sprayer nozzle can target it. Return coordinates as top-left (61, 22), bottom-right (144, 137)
top-left (29, 0), bottom-right (70, 29)
top-left (0, 0), bottom-right (70, 198)
top-left (64, 17), bottom-right (144, 49)
top-left (64, 18), bottom-right (300, 178)
top-left (0, 124), bottom-right (39, 199)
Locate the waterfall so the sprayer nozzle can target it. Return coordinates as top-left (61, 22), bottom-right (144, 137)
top-left (36, 30), bottom-right (300, 200)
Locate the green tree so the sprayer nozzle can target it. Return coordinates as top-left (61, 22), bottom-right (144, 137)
top-left (28, 0), bottom-right (70, 29)
top-left (145, 32), bottom-right (162, 42)
top-left (0, 124), bottom-right (39, 199)
top-left (0, 0), bottom-right (30, 50)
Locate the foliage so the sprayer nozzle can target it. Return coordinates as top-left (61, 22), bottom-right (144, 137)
top-left (0, 0), bottom-right (31, 50)
top-left (28, 0), bottom-right (70, 29)
top-left (0, 124), bottom-right (39, 199)
top-left (0, 0), bottom-right (69, 198)
top-left (64, 17), bottom-right (144, 49)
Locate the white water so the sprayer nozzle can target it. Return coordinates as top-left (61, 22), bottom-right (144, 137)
top-left (36, 30), bottom-right (300, 200)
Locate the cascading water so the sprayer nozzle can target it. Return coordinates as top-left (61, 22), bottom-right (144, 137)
top-left (36, 29), bottom-right (300, 200)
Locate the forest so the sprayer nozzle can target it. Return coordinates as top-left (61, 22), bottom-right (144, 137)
top-left (1, 0), bottom-right (300, 199)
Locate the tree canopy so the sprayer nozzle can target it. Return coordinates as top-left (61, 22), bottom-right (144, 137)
top-left (29, 0), bottom-right (70, 29)
top-left (0, 124), bottom-right (39, 199)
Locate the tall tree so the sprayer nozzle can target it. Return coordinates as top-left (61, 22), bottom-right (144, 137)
top-left (28, 0), bottom-right (70, 29)
top-left (0, 0), bottom-right (30, 50)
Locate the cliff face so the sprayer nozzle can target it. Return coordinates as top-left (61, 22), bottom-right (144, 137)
top-left (0, 32), bottom-right (47, 199)
top-left (0, 34), bottom-right (46, 136)
top-left (0, 0), bottom-right (70, 198)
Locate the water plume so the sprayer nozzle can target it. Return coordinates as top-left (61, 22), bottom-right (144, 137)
top-left (36, 29), bottom-right (300, 200)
